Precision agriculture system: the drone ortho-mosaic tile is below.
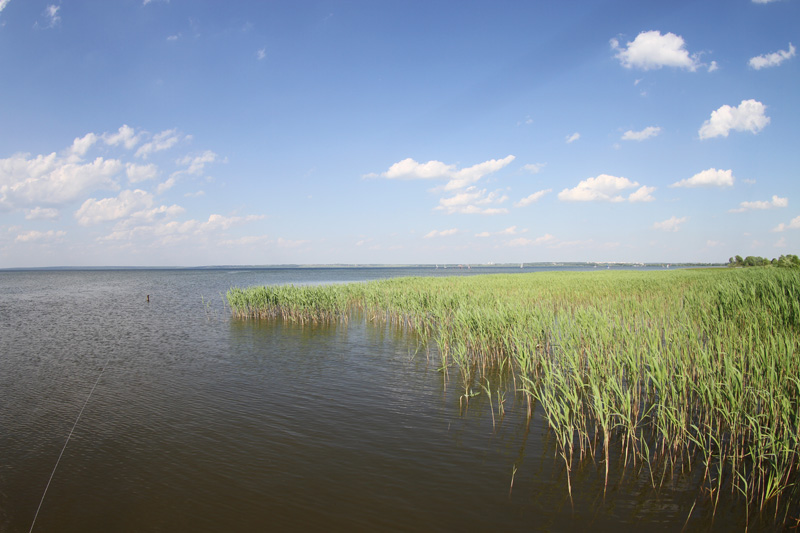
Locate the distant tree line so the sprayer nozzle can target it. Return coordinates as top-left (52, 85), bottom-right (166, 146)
top-left (727, 254), bottom-right (800, 268)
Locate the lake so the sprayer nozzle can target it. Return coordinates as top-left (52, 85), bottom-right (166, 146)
top-left (0, 266), bottom-right (741, 531)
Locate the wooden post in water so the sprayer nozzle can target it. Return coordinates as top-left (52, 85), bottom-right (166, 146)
top-left (146, 295), bottom-right (150, 303)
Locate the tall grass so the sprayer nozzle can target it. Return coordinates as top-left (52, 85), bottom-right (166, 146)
top-left (227, 268), bottom-right (800, 527)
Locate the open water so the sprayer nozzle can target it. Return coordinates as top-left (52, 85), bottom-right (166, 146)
top-left (0, 266), bottom-right (746, 531)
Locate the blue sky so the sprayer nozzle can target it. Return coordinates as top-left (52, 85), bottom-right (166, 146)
top-left (1, 0), bottom-right (798, 267)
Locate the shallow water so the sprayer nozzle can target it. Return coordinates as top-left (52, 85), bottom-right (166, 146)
top-left (0, 267), bottom-right (754, 531)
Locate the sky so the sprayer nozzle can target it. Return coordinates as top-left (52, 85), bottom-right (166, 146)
top-left (0, 0), bottom-right (798, 267)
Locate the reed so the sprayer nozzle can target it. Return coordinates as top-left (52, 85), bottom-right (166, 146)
top-left (227, 268), bottom-right (800, 528)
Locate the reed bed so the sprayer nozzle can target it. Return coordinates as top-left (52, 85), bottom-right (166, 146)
top-left (227, 268), bottom-right (800, 527)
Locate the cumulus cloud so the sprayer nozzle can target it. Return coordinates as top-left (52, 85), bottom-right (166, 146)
top-left (69, 133), bottom-right (99, 158)
top-left (514, 188), bottom-right (551, 207)
top-left (100, 214), bottom-right (263, 244)
top-left (75, 189), bottom-right (156, 225)
top-left (611, 31), bottom-right (701, 71)
top-left (369, 155), bottom-right (515, 192)
top-left (435, 186), bottom-right (508, 215)
top-left (772, 215), bottom-right (800, 232)
top-left (135, 129), bottom-right (184, 158)
top-left (276, 237), bottom-right (309, 248)
top-left (25, 207), bottom-right (59, 220)
top-left (670, 168), bottom-right (734, 188)
top-left (621, 126), bottom-right (661, 141)
top-left (698, 99), bottom-right (769, 139)
top-left (505, 234), bottom-right (556, 247)
top-left (0, 126), bottom-right (195, 212)
top-left (126, 162), bottom-right (159, 183)
top-left (476, 226), bottom-right (526, 238)
top-left (423, 228), bottom-right (458, 239)
top-left (558, 174), bottom-right (653, 202)
top-left (176, 150), bottom-right (218, 175)
top-left (257, 48), bottom-right (266, 60)
top-left (523, 163), bottom-right (545, 174)
top-left (628, 185), bottom-right (656, 202)
top-left (653, 216), bottom-right (688, 232)
top-left (749, 43), bottom-right (796, 69)
top-left (0, 152), bottom-right (122, 209)
top-left (565, 132), bottom-right (580, 144)
top-left (730, 195), bottom-right (788, 213)
top-left (15, 229), bottom-right (66, 243)
top-left (38, 5), bottom-right (60, 28)
top-left (0, 0), bottom-right (11, 14)
top-left (104, 125), bottom-right (141, 150)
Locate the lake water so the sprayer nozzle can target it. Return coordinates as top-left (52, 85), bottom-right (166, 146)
top-left (0, 266), bottom-right (745, 531)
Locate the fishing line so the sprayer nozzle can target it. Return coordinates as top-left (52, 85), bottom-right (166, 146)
top-left (28, 353), bottom-right (112, 533)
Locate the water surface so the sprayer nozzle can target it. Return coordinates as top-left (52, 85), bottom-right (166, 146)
top-left (0, 267), bottom-right (746, 531)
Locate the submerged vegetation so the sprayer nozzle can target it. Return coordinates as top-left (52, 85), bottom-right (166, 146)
top-left (228, 268), bottom-right (800, 528)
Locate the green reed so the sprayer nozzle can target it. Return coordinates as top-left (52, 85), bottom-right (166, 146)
top-left (227, 268), bottom-right (800, 528)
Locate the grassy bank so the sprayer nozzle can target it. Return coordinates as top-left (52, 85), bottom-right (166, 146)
top-left (227, 268), bottom-right (800, 527)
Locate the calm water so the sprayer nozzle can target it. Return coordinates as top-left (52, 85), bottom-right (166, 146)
top-left (0, 267), bottom-right (747, 531)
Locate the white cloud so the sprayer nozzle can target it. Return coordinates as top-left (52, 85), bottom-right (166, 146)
top-left (514, 188), bottom-right (551, 207)
top-left (621, 126), bottom-right (661, 141)
top-left (670, 168), bottom-right (734, 188)
top-left (25, 207), bottom-right (59, 220)
top-left (126, 162), bottom-right (159, 183)
top-left (1, 152), bottom-right (121, 209)
top-left (75, 189), bottom-right (155, 225)
top-left (423, 228), bottom-right (458, 239)
top-left (753, 0), bottom-right (781, 4)
top-left (100, 214), bottom-right (263, 244)
top-left (730, 195), bottom-right (788, 213)
top-left (628, 185), bottom-right (656, 202)
top-left (135, 129), bottom-right (184, 158)
top-left (523, 163), bottom-right (545, 174)
top-left (653, 216), bottom-right (688, 232)
top-left (698, 99), bottom-right (769, 139)
top-left (566, 132), bottom-right (580, 144)
top-left (436, 186), bottom-right (508, 214)
top-left (749, 43), bottom-right (796, 69)
top-left (376, 158), bottom-right (454, 180)
top-left (369, 155), bottom-right (515, 191)
top-left (220, 235), bottom-right (271, 247)
top-left (708, 61), bottom-right (719, 72)
top-left (499, 226), bottom-right (521, 235)
top-left (0, 0), bottom-right (11, 14)
top-left (443, 156), bottom-right (515, 191)
top-left (558, 174), bottom-right (651, 202)
top-left (611, 31), bottom-right (701, 71)
top-left (104, 125), bottom-right (140, 150)
top-left (476, 226), bottom-right (527, 238)
top-left (39, 4), bottom-right (60, 28)
top-left (69, 133), bottom-right (98, 158)
top-left (276, 237), bottom-right (309, 248)
top-left (505, 234), bottom-right (555, 247)
top-left (176, 150), bottom-right (217, 175)
top-left (156, 176), bottom-right (178, 195)
top-left (257, 48), bottom-right (266, 60)
top-left (772, 215), bottom-right (800, 232)
top-left (15, 229), bottom-right (66, 243)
